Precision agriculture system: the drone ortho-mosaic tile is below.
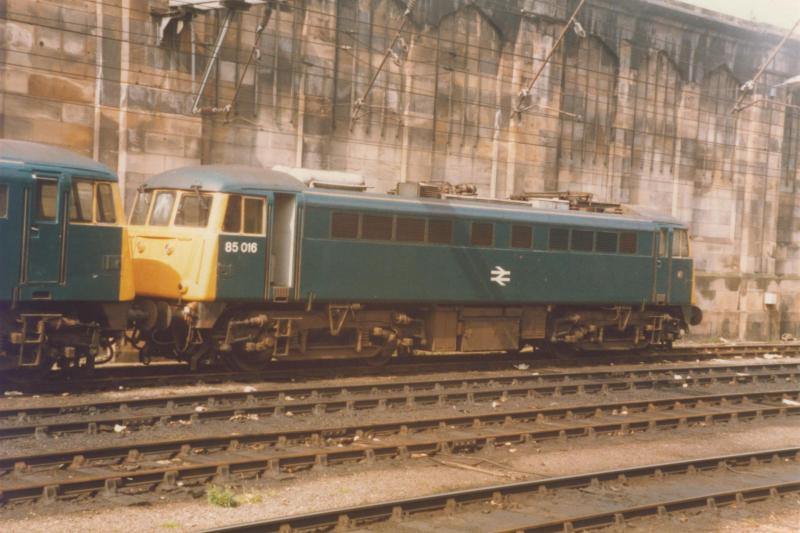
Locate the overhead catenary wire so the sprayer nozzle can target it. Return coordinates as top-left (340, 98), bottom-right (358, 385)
top-left (2, 0), bottom-right (800, 206)
top-left (6, 0), bottom-right (795, 115)
top-left (349, 0), bottom-right (417, 129)
top-left (0, 11), bottom-right (785, 147)
top-left (0, 14), bottom-right (780, 160)
top-left (513, 0), bottom-right (588, 119)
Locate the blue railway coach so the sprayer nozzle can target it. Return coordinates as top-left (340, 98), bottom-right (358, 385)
top-left (128, 165), bottom-right (701, 371)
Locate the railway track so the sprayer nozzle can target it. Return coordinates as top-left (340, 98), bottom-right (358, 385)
top-left (2, 388), bottom-right (798, 507)
top-left (199, 446), bottom-right (800, 533)
top-left (2, 361), bottom-right (798, 440)
top-left (6, 342), bottom-right (800, 394)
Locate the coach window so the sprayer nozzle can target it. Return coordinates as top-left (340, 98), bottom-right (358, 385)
top-left (595, 231), bottom-right (618, 253)
top-left (331, 212), bottom-right (359, 239)
top-left (362, 214), bottom-right (393, 240)
top-left (149, 191), bottom-right (176, 226)
top-left (243, 197), bottom-right (265, 234)
top-left (36, 179), bottom-right (58, 221)
top-left (511, 225), bottom-right (532, 249)
top-left (428, 219), bottom-right (453, 244)
top-left (129, 190), bottom-right (152, 225)
top-left (471, 222), bottom-right (494, 247)
top-left (174, 192), bottom-right (213, 227)
top-left (548, 228), bottom-right (569, 250)
top-left (70, 180), bottom-right (94, 222)
top-left (619, 232), bottom-right (638, 254)
top-left (672, 229), bottom-right (689, 257)
top-left (0, 184), bottom-right (7, 218)
top-left (571, 229), bottom-right (594, 252)
top-left (96, 183), bottom-right (117, 223)
top-left (396, 217), bottom-right (425, 242)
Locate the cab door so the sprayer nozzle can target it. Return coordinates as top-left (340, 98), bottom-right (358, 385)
top-left (217, 194), bottom-right (268, 301)
top-left (670, 229), bottom-right (693, 304)
top-left (652, 227), bottom-right (671, 304)
top-left (25, 175), bottom-right (66, 285)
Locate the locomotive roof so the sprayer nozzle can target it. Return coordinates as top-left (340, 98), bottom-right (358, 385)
top-left (144, 165), bottom-right (306, 194)
top-left (0, 139), bottom-right (115, 178)
top-left (142, 164), bottom-right (686, 230)
top-left (304, 189), bottom-right (687, 231)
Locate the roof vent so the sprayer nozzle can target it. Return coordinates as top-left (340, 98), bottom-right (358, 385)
top-left (513, 191), bottom-right (624, 214)
top-left (393, 181), bottom-right (478, 199)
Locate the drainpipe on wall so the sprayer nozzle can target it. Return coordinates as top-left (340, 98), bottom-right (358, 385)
top-left (117, 0), bottom-right (130, 204)
top-left (93, 0), bottom-right (103, 161)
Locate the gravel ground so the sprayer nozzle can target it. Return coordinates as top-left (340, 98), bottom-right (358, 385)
top-left (607, 494), bottom-right (800, 532)
top-left (3, 353), bottom-right (800, 532)
top-left (3, 420), bottom-right (800, 532)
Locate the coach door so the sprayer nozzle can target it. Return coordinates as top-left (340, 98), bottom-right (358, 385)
top-left (652, 227), bottom-right (672, 304)
top-left (25, 175), bottom-right (66, 286)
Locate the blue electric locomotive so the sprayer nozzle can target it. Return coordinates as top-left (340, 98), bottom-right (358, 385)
top-left (0, 140), bottom-right (134, 372)
top-left (128, 165), bottom-right (701, 371)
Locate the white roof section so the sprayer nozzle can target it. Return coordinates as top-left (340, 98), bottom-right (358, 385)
top-left (170, 0), bottom-right (268, 10)
top-left (272, 165), bottom-right (367, 190)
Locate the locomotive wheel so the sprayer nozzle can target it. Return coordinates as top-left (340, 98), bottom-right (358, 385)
top-left (225, 346), bottom-right (271, 373)
top-left (362, 337), bottom-right (398, 367)
top-left (548, 342), bottom-right (578, 359)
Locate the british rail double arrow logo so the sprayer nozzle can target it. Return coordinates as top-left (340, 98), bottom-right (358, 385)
top-left (490, 266), bottom-right (511, 287)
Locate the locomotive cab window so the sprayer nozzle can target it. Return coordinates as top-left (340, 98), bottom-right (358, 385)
top-left (511, 225), bottom-right (533, 248)
top-left (548, 228), bottom-right (569, 250)
top-left (243, 197), bottom-right (265, 234)
top-left (672, 229), bottom-right (690, 257)
top-left (70, 179), bottom-right (94, 222)
top-left (657, 229), bottom-right (668, 257)
top-left (470, 222), bottom-right (494, 247)
top-left (174, 191), bottom-right (213, 227)
top-left (71, 180), bottom-right (118, 224)
top-left (619, 232), bottom-right (638, 254)
top-left (331, 212), bottom-right (359, 239)
top-left (0, 183), bottom-right (8, 218)
top-left (36, 179), bottom-right (58, 221)
top-left (149, 191), bottom-right (176, 226)
top-left (396, 217), bottom-right (425, 242)
top-left (223, 195), bottom-right (265, 234)
top-left (96, 183), bottom-right (116, 223)
top-left (223, 195), bottom-right (242, 233)
top-left (129, 190), bottom-right (152, 225)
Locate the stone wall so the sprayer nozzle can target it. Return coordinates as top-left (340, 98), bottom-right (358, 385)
top-left (2, 0), bottom-right (800, 340)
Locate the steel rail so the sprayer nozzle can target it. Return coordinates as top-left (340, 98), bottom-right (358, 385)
top-left (198, 447), bottom-right (800, 533)
top-left (2, 362), bottom-right (798, 440)
top-left (6, 342), bottom-right (800, 394)
top-left (2, 389), bottom-right (799, 506)
top-left (6, 360), bottom-right (799, 419)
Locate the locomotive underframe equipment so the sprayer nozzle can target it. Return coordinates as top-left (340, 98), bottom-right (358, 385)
top-left (132, 299), bottom-right (693, 371)
top-left (0, 306), bottom-right (123, 371)
top-left (546, 305), bottom-right (686, 352)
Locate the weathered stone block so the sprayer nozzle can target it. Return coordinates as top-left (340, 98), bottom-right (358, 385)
top-left (28, 73), bottom-right (93, 104)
